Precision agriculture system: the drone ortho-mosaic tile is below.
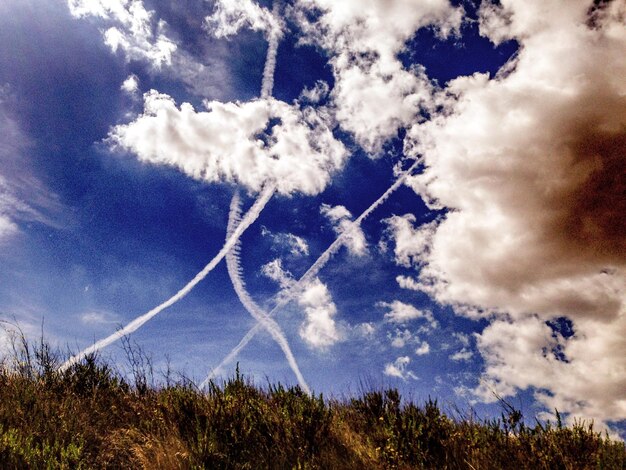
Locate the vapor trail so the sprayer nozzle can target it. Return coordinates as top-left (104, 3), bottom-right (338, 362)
top-left (59, 184), bottom-right (276, 373)
top-left (202, 160), bottom-right (421, 386)
top-left (225, 192), bottom-right (310, 393)
top-left (260, 0), bottom-right (282, 99)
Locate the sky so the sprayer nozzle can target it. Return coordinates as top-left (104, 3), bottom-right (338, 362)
top-left (0, 0), bottom-right (624, 435)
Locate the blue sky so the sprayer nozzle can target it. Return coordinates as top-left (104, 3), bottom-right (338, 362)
top-left (1, 0), bottom-right (624, 434)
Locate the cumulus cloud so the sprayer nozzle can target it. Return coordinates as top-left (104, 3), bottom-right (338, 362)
top-left (121, 74), bottom-right (139, 94)
top-left (205, 0), bottom-right (281, 39)
top-left (261, 260), bottom-right (341, 350)
top-left (415, 341), bottom-right (430, 356)
top-left (297, 278), bottom-right (342, 349)
top-left (320, 204), bottom-right (367, 256)
top-left (378, 300), bottom-right (437, 329)
top-left (389, 0), bottom-right (626, 425)
top-left (383, 215), bottom-right (437, 268)
top-left (110, 92), bottom-right (348, 196)
top-left (475, 314), bottom-right (626, 429)
top-left (384, 356), bottom-right (418, 380)
top-left (290, 0), bottom-right (463, 153)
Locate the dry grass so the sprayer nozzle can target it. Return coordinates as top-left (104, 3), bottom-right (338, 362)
top-left (0, 328), bottom-right (623, 469)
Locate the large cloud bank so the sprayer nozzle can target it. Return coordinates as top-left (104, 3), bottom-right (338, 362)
top-left (388, 0), bottom-right (626, 425)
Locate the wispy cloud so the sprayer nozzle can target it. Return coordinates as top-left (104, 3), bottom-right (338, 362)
top-left (0, 96), bottom-right (65, 243)
top-left (67, 0), bottom-right (233, 98)
top-left (384, 356), bottom-right (418, 381)
top-left (449, 349), bottom-right (473, 362)
top-left (261, 227), bottom-right (309, 257)
top-left (320, 204), bottom-right (367, 257)
top-left (68, 0), bottom-right (177, 68)
top-left (388, 328), bottom-right (413, 348)
top-left (378, 300), bottom-right (437, 330)
top-left (80, 311), bottom-right (120, 326)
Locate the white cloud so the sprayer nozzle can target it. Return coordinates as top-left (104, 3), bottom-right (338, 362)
top-left (390, 0), bottom-right (626, 425)
top-left (450, 348), bottom-right (473, 362)
top-left (0, 101), bottom-right (64, 243)
top-left (0, 185), bottom-right (23, 243)
top-left (205, 0), bottom-right (281, 39)
top-left (290, 0), bottom-right (463, 153)
top-left (110, 92), bottom-right (348, 196)
top-left (403, 0), bottom-right (626, 321)
top-left (121, 74), bottom-right (139, 94)
top-left (297, 278), bottom-right (341, 349)
top-left (378, 300), bottom-right (437, 329)
top-left (261, 263), bottom-right (342, 350)
top-left (0, 214), bottom-right (18, 243)
top-left (68, 0), bottom-right (231, 98)
top-left (474, 315), bottom-right (626, 430)
top-left (453, 332), bottom-right (471, 348)
top-left (80, 311), bottom-right (119, 325)
top-left (384, 356), bottom-right (417, 380)
top-left (299, 80), bottom-right (330, 104)
top-left (388, 328), bottom-right (413, 348)
top-left (382, 215), bottom-right (438, 268)
top-left (261, 258), bottom-right (294, 290)
top-left (320, 204), bottom-right (367, 256)
top-left (415, 341), bottom-right (430, 356)
top-left (355, 322), bottom-right (376, 338)
top-left (262, 227), bottom-right (309, 257)
top-left (68, 0), bottom-right (177, 67)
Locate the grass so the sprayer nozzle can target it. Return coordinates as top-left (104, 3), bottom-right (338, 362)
top-left (0, 328), bottom-right (624, 469)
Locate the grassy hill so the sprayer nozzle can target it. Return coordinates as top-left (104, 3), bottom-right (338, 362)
top-left (0, 333), bottom-right (624, 469)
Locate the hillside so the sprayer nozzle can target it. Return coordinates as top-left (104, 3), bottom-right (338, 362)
top-left (0, 336), bottom-right (624, 469)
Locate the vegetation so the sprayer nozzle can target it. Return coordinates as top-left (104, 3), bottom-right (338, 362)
top-left (0, 329), bottom-right (624, 469)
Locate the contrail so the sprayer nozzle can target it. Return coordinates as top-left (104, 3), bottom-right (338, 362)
top-left (59, 184), bottom-right (276, 373)
top-left (202, 160), bottom-right (421, 386)
top-left (225, 192), bottom-right (310, 393)
top-left (260, 0), bottom-right (282, 99)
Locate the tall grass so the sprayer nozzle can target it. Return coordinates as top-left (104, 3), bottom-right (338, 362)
top-left (0, 329), bottom-right (623, 469)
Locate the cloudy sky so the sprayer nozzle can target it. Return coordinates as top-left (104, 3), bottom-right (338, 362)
top-left (1, 0), bottom-right (624, 434)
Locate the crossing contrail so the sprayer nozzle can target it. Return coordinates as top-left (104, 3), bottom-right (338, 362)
top-left (201, 160), bottom-right (421, 386)
top-left (260, 0), bottom-right (283, 99)
top-left (225, 192), bottom-right (310, 393)
top-left (59, 184), bottom-right (276, 373)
